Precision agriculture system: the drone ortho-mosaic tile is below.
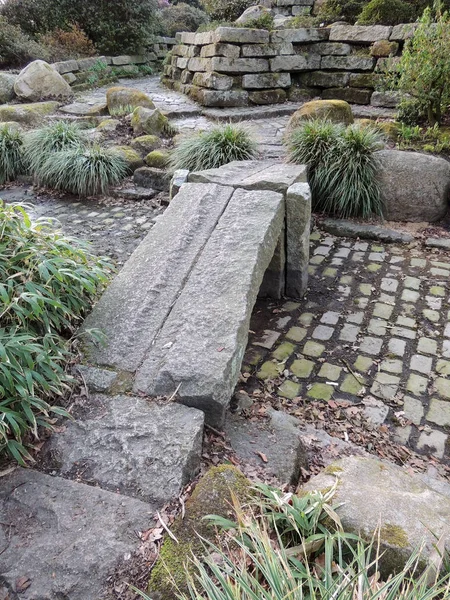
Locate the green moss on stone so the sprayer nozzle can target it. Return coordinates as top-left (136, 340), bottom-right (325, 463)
top-left (324, 465), bottom-right (344, 475)
top-left (149, 465), bottom-right (251, 600)
top-left (146, 149), bottom-right (170, 168)
top-left (379, 523), bottom-right (409, 548)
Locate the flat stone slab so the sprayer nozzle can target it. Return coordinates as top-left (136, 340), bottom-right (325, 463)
top-left (425, 237), bottom-right (450, 251)
top-left (321, 218), bottom-right (414, 244)
top-left (0, 468), bottom-right (153, 600)
top-left (58, 102), bottom-right (107, 116)
top-left (202, 102), bottom-right (299, 121)
top-left (134, 188), bottom-right (285, 427)
top-left (188, 160), bottom-right (307, 193)
top-left (303, 456), bottom-right (450, 574)
top-left (111, 186), bottom-right (159, 200)
top-left (82, 183), bottom-right (234, 372)
top-left (45, 395), bottom-right (204, 504)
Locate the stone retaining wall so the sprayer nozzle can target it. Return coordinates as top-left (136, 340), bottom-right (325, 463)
top-left (162, 24), bottom-right (414, 108)
top-left (273, 0), bottom-right (318, 18)
top-left (50, 37), bottom-right (176, 90)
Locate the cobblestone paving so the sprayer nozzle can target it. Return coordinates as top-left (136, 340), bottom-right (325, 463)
top-left (241, 229), bottom-right (450, 465)
top-left (0, 186), bottom-right (165, 266)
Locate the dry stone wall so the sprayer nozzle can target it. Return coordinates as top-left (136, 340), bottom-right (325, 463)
top-left (162, 24), bottom-right (414, 108)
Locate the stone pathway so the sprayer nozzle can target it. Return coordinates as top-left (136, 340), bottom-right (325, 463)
top-left (240, 229), bottom-right (450, 465)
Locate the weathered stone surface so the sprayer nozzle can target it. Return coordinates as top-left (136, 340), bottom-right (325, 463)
top-left (0, 101), bottom-right (59, 125)
top-left (286, 182), bottom-right (311, 298)
top-left (370, 39), bottom-right (399, 57)
top-left (425, 237), bottom-right (450, 251)
top-left (82, 184), bottom-right (233, 371)
top-left (97, 118), bottom-right (120, 133)
top-left (170, 169), bottom-right (189, 199)
top-left (131, 106), bottom-right (169, 135)
top-left (187, 57), bottom-right (212, 72)
top-left (200, 43), bottom-right (240, 58)
top-left (76, 365), bottom-right (119, 392)
top-left (59, 101), bottom-right (108, 116)
top-left (14, 60), bottom-right (73, 102)
top-left (288, 99), bottom-right (354, 128)
top-left (145, 149), bottom-right (170, 169)
top-left (189, 160), bottom-right (307, 193)
top-left (272, 27), bottom-right (329, 43)
top-left (236, 4), bottom-right (272, 25)
top-left (249, 89), bottom-right (287, 104)
top-left (52, 59), bottom-right (79, 74)
top-left (349, 72), bottom-right (376, 88)
top-left (133, 166), bottom-right (170, 191)
top-left (134, 188), bottom-right (285, 427)
top-left (211, 57), bottom-right (270, 74)
top-left (77, 56), bottom-right (107, 70)
top-left (390, 23), bottom-right (417, 41)
top-left (370, 90), bottom-right (402, 108)
top-left (0, 468), bottom-right (154, 600)
top-left (225, 409), bottom-right (307, 484)
top-left (241, 42), bottom-right (294, 57)
top-left (302, 42), bottom-right (352, 55)
top-left (62, 72), bottom-right (76, 84)
top-left (46, 395), bottom-right (203, 504)
top-left (192, 71), bottom-right (234, 90)
top-left (106, 86), bottom-right (155, 111)
top-left (322, 87), bottom-right (372, 104)
top-left (299, 70), bottom-right (350, 88)
top-left (321, 219), bottom-right (413, 243)
top-left (329, 24), bottom-right (392, 43)
top-left (214, 27), bottom-right (270, 44)
top-left (260, 229), bottom-right (286, 299)
top-left (111, 145), bottom-right (145, 172)
top-left (0, 73), bottom-right (17, 103)
top-left (149, 466), bottom-right (251, 600)
top-left (130, 134), bottom-right (162, 155)
top-left (270, 54), bottom-right (321, 71)
top-left (303, 456), bottom-right (450, 574)
top-left (243, 72), bottom-right (291, 89)
top-left (199, 89), bottom-right (249, 107)
top-left (375, 150), bottom-right (450, 223)
top-left (321, 55), bottom-right (376, 71)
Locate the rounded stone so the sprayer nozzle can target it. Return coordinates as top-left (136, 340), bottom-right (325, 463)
top-left (288, 99), bottom-right (354, 130)
top-left (106, 86), bottom-right (155, 113)
top-left (14, 60), bottom-right (73, 102)
top-left (375, 150), bottom-right (450, 222)
top-left (0, 73), bottom-right (17, 104)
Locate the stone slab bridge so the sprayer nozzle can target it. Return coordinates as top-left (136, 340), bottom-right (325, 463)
top-left (82, 160), bottom-right (311, 428)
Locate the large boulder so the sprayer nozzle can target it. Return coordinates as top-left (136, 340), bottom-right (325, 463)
top-left (14, 60), bottom-right (73, 102)
top-left (375, 150), bottom-right (450, 222)
top-left (236, 5), bottom-right (272, 25)
top-left (106, 86), bottom-right (155, 113)
top-left (131, 106), bottom-right (170, 136)
top-left (303, 456), bottom-right (450, 575)
top-left (288, 99), bottom-right (354, 131)
top-left (0, 73), bottom-right (17, 104)
top-left (110, 145), bottom-right (145, 172)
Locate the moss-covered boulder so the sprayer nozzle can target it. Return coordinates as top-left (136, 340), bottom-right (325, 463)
top-left (106, 86), bottom-right (155, 114)
top-left (148, 465), bottom-right (251, 600)
top-left (96, 118), bottom-right (120, 133)
top-left (288, 99), bottom-right (354, 131)
top-left (131, 134), bottom-right (162, 156)
top-left (0, 73), bottom-right (17, 104)
top-left (110, 145), bottom-right (145, 172)
top-left (14, 60), bottom-right (73, 102)
top-left (0, 101), bottom-right (59, 126)
top-left (370, 39), bottom-right (399, 57)
top-left (145, 149), bottom-right (170, 169)
top-left (302, 456), bottom-right (450, 576)
top-left (131, 107), bottom-right (170, 136)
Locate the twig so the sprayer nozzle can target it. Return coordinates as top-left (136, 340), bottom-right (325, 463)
top-left (157, 511), bottom-right (179, 544)
top-left (341, 358), bottom-right (365, 385)
top-left (167, 383), bottom-right (181, 403)
top-left (205, 423), bottom-right (226, 439)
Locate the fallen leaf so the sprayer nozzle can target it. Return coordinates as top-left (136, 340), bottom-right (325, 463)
top-left (255, 451), bottom-right (268, 463)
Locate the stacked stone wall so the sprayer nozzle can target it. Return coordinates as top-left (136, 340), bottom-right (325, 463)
top-left (273, 0), bottom-right (318, 18)
top-left (162, 24), bottom-right (414, 108)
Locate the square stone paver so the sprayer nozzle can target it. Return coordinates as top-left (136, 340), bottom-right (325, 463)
top-left (303, 341), bottom-right (325, 358)
top-left (272, 342), bottom-right (296, 361)
top-left (290, 359), bottom-right (315, 378)
top-left (392, 326), bottom-right (416, 340)
top-left (286, 327), bottom-right (307, 342)
top-left (402, 289), bottom-right (420, 303)
top-left (435, 377), bottom-right (450, 399)
top-left (257, 361), bottom-right (280, 380)
top-left (371, 372), bottom-right (400, 400)
top-left (321, 311), bottom-right (340, 325)
top-left (417, 429), bottom-right (448, 458)
top-left (368, 319), bottom-right (387, 336)
top-left (360, 336), bottom-right (383, 355)
top-left (417, 337), bottom-right (437, 355)
top-left (318, 363), bottom-right (342, 381)
top-left (340, 324), bottom-right (360, 342)
top-left (340, 374), bottom-right (365, 395)
top-left (406, 373), bottom-right (428, 395)
top-left (278, 380), bottom-right (301, 399)
top-left (380, 358), bottom-right (403, 374)
top-left (312, 325), bottom-right (334, 341)
top-left (373, 303), bottom-right (394, 320)
top-left (436, 360), bottom-right (450, 375)
top-left (388, 338), bottom-right (406, 357)
top-left (298, 313), bottom-right (314, 326)
top-left (403, 395), bottom-right (424, 425)
top-left (354, 355), bottom-right (373, 372)
top-left (253, 330), bottom-right (281, 349)
top-left (427, 398), bottom-right (450, 426)
top-left (381, 278), bottom-right (398, 293)
top-left (307, 383), bottom-right (334, 401)
top-left (404, 276), bottom-right (421, 290)
top-left (410, 354), bottom-right (433, 375)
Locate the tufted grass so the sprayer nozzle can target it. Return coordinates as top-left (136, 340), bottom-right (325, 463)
top-left (287, 119), bottom-right (384, 219)
top-left (40, 144), bottom-right (127, 196)
top-left (0, 124), bottom-right (26, 184)
top-left (169, 124), bottom-right (257, 172)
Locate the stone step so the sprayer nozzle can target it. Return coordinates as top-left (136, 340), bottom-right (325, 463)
top-left (0, 468), bottom-right (154, 600)
top-left (133, 187), bottom-right (285, 427)
top-left (202, 102), bottom-right (299, 121)
top-left (43, 394), bottom-right (204, 505)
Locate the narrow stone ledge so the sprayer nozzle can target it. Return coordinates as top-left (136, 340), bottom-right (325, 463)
top-left (320, 219), bottom-right (414, 244)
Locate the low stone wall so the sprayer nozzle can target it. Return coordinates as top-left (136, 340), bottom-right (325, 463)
top-left (50, 37), bottom-right (176, 90)
top-left (162, 24), bottom-right (413, 108)
top-left (273, 0), bottom-right (319, 18)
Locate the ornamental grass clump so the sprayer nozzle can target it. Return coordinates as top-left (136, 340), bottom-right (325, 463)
top-left (0, 202), bottom-right (110, 463)
top-left (169, 124), bottom-right (257, 172)
top-left (0, 124), bottom-right (26, 184)
top-left (287, 119), bottom-right (384, 219)
top-left (40, 144), bottom-right (127, 196)
top-left (24, 120), bottom-right (88, 181)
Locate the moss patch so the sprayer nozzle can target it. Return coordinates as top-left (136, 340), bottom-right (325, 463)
top-left (379, 523), bottom-right (409, 548)
top-left (148, 465), bottom-right (251, 600)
